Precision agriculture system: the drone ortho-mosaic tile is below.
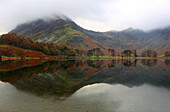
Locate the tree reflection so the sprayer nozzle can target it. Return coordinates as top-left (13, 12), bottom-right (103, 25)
top-left (141, 59), bottom-right (157, 66)
top-left (122, 59), bottom-right (137, 67)
top-left (87, 60), bottom-right (102, 68)
top-left (165, 59), bottom-right (170, 65)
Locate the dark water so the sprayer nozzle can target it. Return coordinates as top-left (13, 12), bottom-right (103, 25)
top-left (0, 59), bottom-right (169, 112)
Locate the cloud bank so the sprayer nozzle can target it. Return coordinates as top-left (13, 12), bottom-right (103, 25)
top-left (0, 0), bottom-right (170, 34)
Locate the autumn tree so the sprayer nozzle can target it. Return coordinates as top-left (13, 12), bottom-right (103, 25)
top-left (165, 51), bottom-right (170, 57)
top-left (141, 50), bottom-right (157, 57)
top-left (130, 49), bottom-right (137, 57)
top-left (108, 49), bottom-right (115, 56)
top-left (87, 50), bottom-right (93, 56)
top-left (60, 45), bottom-right (76, 56)
top-left (111, 49), bottom-right (115, 56)
top-left (123, 49), bottom-right (132, 57)
top-left (108, 49), bottom-right (111, 56)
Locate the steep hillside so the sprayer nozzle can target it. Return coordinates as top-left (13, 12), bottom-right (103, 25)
top-left (141, 28), bottom-right (170, 55)
top-left (56, 18), bottom-right (170, 56)
top-left (67, 19), bottom-right (169, 55)
top-left (11, 18), bottom-right (109, 54)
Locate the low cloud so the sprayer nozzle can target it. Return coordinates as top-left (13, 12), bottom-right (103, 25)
top-left (0, 0), bottom-right (170, 34)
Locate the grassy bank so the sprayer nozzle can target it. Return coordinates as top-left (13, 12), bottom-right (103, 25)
top-left (1, 55), bottom-right (169, 61)
top-left (67, 56), bottom-right (170, 60)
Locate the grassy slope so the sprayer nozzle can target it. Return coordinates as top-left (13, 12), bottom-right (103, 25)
top-left (11, 19), bottom-right (109, 53)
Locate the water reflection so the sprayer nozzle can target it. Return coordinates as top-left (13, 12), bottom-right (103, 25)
top-left (141, 59), bottom-right (157, 66)
top-left (165, 59), bottom-right (170, 65)
top-left (0, 59), bottom-right (169, 112)
top-left (0, 59), bottom-right (169, 96)
top-left (123, 59), bottom-right (137, 67)
top-left (1, 82), bottom-right (169, 112)
top-left (73, 83), bottom-right (170, 112)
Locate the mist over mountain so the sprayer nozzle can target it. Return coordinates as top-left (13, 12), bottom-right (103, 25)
top-left (11, 16), bottom-right (170, 56)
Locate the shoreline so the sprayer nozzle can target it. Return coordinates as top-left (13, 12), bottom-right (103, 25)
top-left (0, 56), bottom-right (169, 61)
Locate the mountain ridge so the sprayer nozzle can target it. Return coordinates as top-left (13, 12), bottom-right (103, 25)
top-left (10, 16), bottom-right (170, 56)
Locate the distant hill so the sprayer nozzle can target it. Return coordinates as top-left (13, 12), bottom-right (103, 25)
top-left (11, 16), bottom-right (170, 56)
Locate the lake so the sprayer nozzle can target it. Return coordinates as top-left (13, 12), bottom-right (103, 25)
top-left (0, 59), bottom-right (170, 112)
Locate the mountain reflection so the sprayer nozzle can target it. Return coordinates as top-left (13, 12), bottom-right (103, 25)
top-left (0, 59), bottom-right (169, 99)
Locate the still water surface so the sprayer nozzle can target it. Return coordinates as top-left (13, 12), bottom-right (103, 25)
top-left (0, 59), bottom-right (169, 112)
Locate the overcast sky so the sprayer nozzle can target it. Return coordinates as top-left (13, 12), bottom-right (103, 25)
top-left (0, 0), bottom-right (170, 34)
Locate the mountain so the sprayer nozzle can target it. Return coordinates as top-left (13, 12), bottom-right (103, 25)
top-left (141, 27), bottom-right (170, 55)
top-left (103, 28), bottom-right (146, 49)
top-left (11, 16), bottom-right (170, 56)
top-left (65, 20), bottom-right (169, 55)
top-left (11, 17), bottom-right (110, 55)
